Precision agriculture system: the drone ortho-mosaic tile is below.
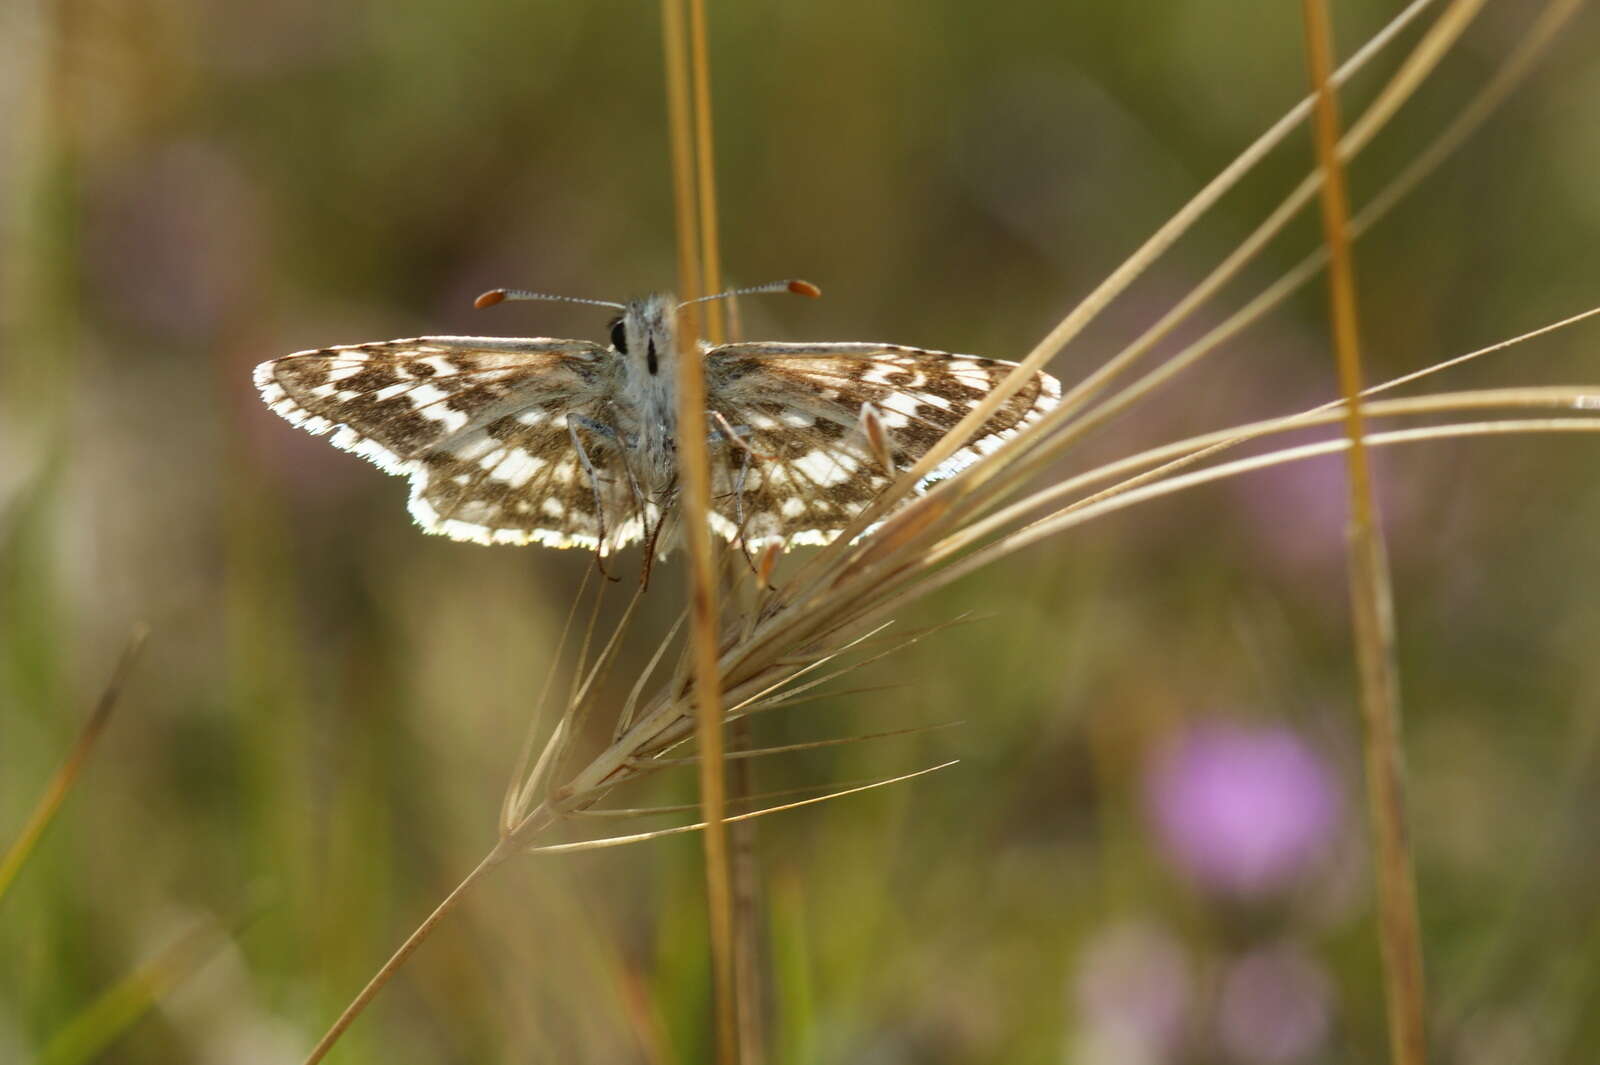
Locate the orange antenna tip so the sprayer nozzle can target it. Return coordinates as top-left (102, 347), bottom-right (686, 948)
top-left (678, 279), bottom-right (821, 310)
top-left (473, 289), bottom-right (506, 309)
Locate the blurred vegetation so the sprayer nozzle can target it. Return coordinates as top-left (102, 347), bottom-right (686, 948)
top-left (2, 1), bottom-right (1599, 1062)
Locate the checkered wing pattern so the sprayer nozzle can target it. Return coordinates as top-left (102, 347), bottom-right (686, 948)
top-left (703, 342), bottom-right (1061, 547)
top-left (254, 336), bottom-right (651, 550)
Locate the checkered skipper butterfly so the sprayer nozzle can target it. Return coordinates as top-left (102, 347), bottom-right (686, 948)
top-left (253, 281), bottom-right (1061, 558)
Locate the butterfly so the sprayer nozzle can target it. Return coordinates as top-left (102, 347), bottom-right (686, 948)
top-left (253, 281), bottom-right (1061, 560)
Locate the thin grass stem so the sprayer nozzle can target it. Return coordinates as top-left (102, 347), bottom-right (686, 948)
top-left (528, 762), bottom-right (958, 854)
top-left (961, 380), bottom-right (1600, 574)
top-left (965, 0), bottom-right (1532, 529)
top-left (688, 0), bottom-right (725, 345)
top-left (791, 0), bottom-right (1490, 605)
top-left (662, 0), bottom-right (701, 309)
top-left (786, 0), bottom-right (1443, 586)
top-left (561, 581), bottom-right (648, 750)
top-left (663, 0), bottom-right (738, 1057)
top-left (872, 416), bottom-right (1600, 625)
top-left (571, 772), bottom-right (924, 818)
top-left (728, 717), bottom-right (765, 1065)
top-left (616, 610), bottom-right (688, 742)
top-left (301, 840), bottom-right (513, 1065)
top-left (645, 722), bottom-right (962, 765)
top-left (0, 624), bottom-right (148, 910)
top-left (503, 567), bottom-right (593, 833)
top-left (938, 295), bottom-right (1600, 567)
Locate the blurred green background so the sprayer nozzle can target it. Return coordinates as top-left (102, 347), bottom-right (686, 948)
top-left (3, 1), bottom-right (1599, 1062)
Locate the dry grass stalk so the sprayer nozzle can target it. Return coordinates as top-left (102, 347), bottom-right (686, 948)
top-left (663, 0), bottom-right (740, 1060)
top-left (496, 0), bottom-right (1590, 849)
top-left (299, 1), bottom-right (1600, 1059)
top-left (1300, 2), bottom-right (1427, 1058)
top-left (784, 0), bottom-right (1447, 589)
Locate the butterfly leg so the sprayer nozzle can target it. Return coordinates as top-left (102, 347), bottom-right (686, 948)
top-left (599, 422), bottom-right (665, 585)
top-left (704, 409), bottom-right (773, 568)
top-left (638, 500), bottom-right (672, 590)
top-left (567, 417), bottom-right (621, 582)
top-left (574, 414), bottom-right (664, 589)
top-left (612, 442), bottom-right (655, 551)
top-left (728, 448), bottom-right (764, 578)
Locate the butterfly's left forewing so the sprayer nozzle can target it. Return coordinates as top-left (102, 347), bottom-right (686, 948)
top-left (254, 336), bottom-right (650, 550)
top-left (703, 341), bottom-right (1060, 548)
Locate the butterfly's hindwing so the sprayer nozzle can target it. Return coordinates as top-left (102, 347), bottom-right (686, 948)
top-left (407, 406), bottom-right (659, 550)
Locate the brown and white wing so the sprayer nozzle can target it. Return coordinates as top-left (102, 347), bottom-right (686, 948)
top-left (702, 341), bottom-right (1060, 548)
top-left (254, 336), bottom-right (645, 551)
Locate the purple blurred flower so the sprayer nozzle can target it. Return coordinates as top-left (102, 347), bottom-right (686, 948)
top-left (1147, 722), bottom-right (1341, 897)
top-left (1072, 920), bottom-right (1192, 1064)
top-left (1217, 943), bottom-right (1334, 1063)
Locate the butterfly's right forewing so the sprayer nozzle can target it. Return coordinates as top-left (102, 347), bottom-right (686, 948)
top-left (701, 341), bottom-right (1060, 547)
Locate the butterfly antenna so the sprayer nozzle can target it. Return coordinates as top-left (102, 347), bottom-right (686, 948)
top-left (474, 289), bottom-right (626, 311)
top-left (677, 279), bottom-right (821, 310)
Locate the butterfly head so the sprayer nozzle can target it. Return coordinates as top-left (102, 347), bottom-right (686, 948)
top-left (472, 280), bottom-right (823, 381)
top-left (610, 293), bottom-right (678, 377)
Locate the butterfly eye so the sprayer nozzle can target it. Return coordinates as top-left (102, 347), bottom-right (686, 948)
top-left (609, 318), bottom-right (628, 354)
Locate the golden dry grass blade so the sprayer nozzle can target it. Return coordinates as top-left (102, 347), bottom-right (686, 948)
top-left (786, 0), bottom-right (1443, 582)
top-left (616, 609), bottom-right (688, 742)
top-left (1301, 2), bottom-right (1427, 1061)
top-left (728, 713), bottom-right (764, 1065)
top-left (527, 761), bottom-right (960, 854)
top-left (850, 0), bottom-right (1490, 590)
top-left (935, 292), bottom-right (1600, 567)
top-left (644, 721), bottom-right (962, 766)
top-left (661, 0), bottom-right (701, 309)
top-left (730, 664), bottom-right (894, 720)
top-left (569, 771), bottom-right (929, 819)
top-left (960, 0), bottom-right (1561, 529)
top-left (689, 0), bottom-right (725, 344)
top-left (845, 414), bottom-right (1600, 638)
top-left (1020, 0), bottom-right (1486, 453)
top-left (561, 581), bottom-right (648, 751)
top-left (519, 718), bottom-right (571, 821)
top-left (900, 415), bottom-right (1600, 614)
top-left (803, 0), bottom-right (1507, 623)
top-left (503, 567), bottom-right (594, 833)
top-left (664, 0), bottom-right (737, 1056)
top-left (721, 621), bottom-right (895, 715)
top-left (793, 316), bottom-right (1600, 648)
top-left (729, 623), bottom-right (974, 721)
top-left (678, 188), bottom-right (740, 1065)
top-left (566, 569), bottom-right (610, 710)
top-left (0, 624), bottom-right (148, 909)
top-left (506, 572), bottom-right (640, 830)
top-left (736, 682), bottom-right (909, 715)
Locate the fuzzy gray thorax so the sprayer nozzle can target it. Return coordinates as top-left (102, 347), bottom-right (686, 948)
top-left (610, 293), bottom-right (681, 486)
